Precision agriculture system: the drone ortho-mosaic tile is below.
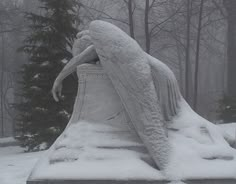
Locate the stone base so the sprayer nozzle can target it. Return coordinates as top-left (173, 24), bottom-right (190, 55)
top-left (27, 64), bottom-right (236, 184)
top-left (27, 179), bottom-right (236, 184)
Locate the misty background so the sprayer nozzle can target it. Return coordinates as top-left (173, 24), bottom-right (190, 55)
top-left (0, 0), bottom-right (235, 140)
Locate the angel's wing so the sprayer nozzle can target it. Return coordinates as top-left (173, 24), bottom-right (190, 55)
top-left (89, 20), bottom-right (170, 169)
top-left (148, 55), bottom-right (182, 121)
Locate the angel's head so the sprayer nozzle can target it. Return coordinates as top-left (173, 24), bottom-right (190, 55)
top-left (72, 30), bottom-right (93, 56)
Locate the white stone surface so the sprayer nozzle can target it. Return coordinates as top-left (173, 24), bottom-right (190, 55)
top-left (49, 64), bottom-right (150, 164)
top-left (90, 20), bottom-right (170, 169)
top-left (29, 64), bottom-right (160, 180)
top-left (29, 64), bottom-right (236, 181)
top-left (89, 20), bottom-right (236, 170)
top-left (29, 20), bottom-right (236, 181)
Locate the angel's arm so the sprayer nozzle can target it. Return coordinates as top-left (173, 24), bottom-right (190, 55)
top-left (55, 45), bottom-right (98, 84)
top-left (52, 45), bottom-right (98, 101)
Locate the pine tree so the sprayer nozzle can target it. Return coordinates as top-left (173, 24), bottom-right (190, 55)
top-left (16, 0), bottom-right (79, 151)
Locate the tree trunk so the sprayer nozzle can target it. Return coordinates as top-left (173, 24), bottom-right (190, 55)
top-left (193, 0), bottom-right (204, 111)
top-left (128, 0), bottom-right (135, 39)
top-left (185, 0), bottom-right (191, 103)
top-left (0, 34), bottom-right (5, 137)
top-left (224, 0), bottom-right (236, 96)
top-left (145, 0), bottom-right (150, 54)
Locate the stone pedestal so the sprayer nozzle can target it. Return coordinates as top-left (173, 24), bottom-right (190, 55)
top-left (45, 64), bottom-right (151, 164)
top-left (27, 64), bottom-right (157, 183)
top-left (27, 179), bottom-right (236, 184)
top-left (27, 64), bottom-right (236, 184)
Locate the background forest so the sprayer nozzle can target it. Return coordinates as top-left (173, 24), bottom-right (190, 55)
top-left (0, 0), bottom-right (235, 151)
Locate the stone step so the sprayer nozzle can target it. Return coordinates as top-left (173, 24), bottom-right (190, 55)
top-left (27, 179), bottom-right (236, 184)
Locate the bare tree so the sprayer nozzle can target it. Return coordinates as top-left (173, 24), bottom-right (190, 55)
top-left (185, 0), bottom-right (192, 104)
top-left (144, 0), bottom-right (151, 53)
top-left (0, 0), bottom-right (27, 137)
top-left (126, 0), bottom-right (135, 39)
top-left (0, 33), bottom-right (5, 137)
top-left (223, 0), bottom-right (236, 96)
top-left (193, 0), bottom-right (204, 110)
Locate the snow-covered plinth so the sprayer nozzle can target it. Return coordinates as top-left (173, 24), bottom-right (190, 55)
top-left (28, 64), bottom-right (158, 181)
top-left (28, 64), bottom-right (236, 184)
top-left (26, 179), bottom-right (236, 184)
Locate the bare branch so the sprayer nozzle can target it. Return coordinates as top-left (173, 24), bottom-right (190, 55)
top-left (212, 0), bottom-right (227, 18)
top-left (150, 3), bottom-right (184, 36)
top-left (81, 4), bottom-right (129, 25)
top-left (149, 0), bottom-right (156, 10)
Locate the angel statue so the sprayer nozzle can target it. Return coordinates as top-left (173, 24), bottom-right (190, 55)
top-left (51, 20), bottom-right (236, 172)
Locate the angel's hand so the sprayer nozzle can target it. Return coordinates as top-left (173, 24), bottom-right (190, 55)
top-left (52, 80), bottom-right (63, 102)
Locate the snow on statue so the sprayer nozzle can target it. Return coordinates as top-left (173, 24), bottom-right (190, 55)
top-left (49, 20), bottom-right (236, 178)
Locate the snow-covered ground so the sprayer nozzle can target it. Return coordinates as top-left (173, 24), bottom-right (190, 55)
top-left (219, 122), bottom-right (236, 140)
top-left (0, 145), bottom-right (44, 184)
top-left (0, 137), bottom-right (16, 144)
top-left (0, 122), bottom-right (235, 184)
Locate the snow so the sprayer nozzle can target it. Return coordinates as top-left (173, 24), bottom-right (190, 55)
top-left (35, 107), bottom-right (47, 112)
top-left (32, 158), bottom-right (164, 180)
top-left (21, 19), bottom-right (236, 182)
top-left (90, 20), bottom-right (170, 169)
top-left (29, 121), bottom-right (162, 180)
top-left (0, 137), bottom-right (15, 144)
top-left (58, 109), bottom-right (70, 119)
top-left (219, 122), bottom-right (236, 139)
top-left (0, 121), bottom-right (236, 184)
top-left (61, 59), bottom-right (68, 64)
top-left (88, 20), bottom-right (236, 175)
top-left (167, 181), bottom-right (186, 184)
top-left (40, 61), bottom-right (50, 67)
top-left (30, 86), bottom-right (41, 91)
top-left (33, 73), bottom-right (40, 80)
top-left (29, 116), bottom-right (236, 181)
top-left (165, 100), bottom-right (236, 180)
top-left (28, 99), bottom-right (236, 181)
top-left (0, 146), bottom-right (44, 184)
